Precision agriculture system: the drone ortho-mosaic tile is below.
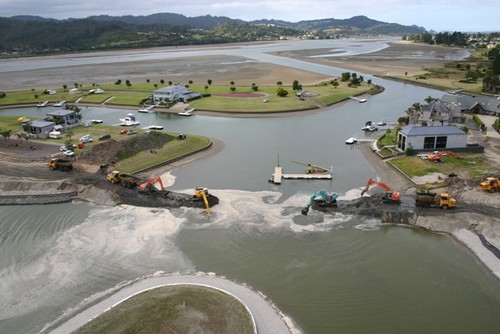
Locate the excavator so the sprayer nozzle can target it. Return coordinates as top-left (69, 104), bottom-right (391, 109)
top-left (194, 187), bottom-right (211, 214)
top-left (427, 150), bottom-right (461, 162)
top-left (361, 178), bottom-right (401, 205)
top-left (290, 161), bottom-right (330, 174)
top-left (138, 176), bottom-right (165, 193)
top-left (301, 190), bottom-right (339, 215)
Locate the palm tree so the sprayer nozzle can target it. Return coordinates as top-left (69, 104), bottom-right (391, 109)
top-left (65, 129), bottom-right (74, 142)
top-left (424, 96), bottom-right (436, 104)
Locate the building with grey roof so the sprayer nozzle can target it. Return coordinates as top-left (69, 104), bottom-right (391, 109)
top-left (397, 125), bottom-right (467, 152)
top-left (46, 109), bottom-right (78, 125)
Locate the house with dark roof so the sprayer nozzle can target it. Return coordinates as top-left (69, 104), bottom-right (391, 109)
top-left (45, 109), bottom-right (78, 125)
top-left (397, 125), bottom-right (467, 152)
top-left (27, 120), bottom-right (56, 136)
top-left (440, 94), bottom-right (500, 116)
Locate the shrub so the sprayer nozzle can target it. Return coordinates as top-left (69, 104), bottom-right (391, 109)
top-left (405, 147), bottom-right (414, 156)
top-left (0, 92), bottom-right (6, 98)
top-left (276, 88), bottom-right (289, 97)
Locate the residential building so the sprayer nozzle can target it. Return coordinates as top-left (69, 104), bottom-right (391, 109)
top-left (397, 125), bottom-right (467, 152)
top-left (45, 110), bottom-right (78, 125)
top-left (153, 86), bottom-right (201, 103)
top-left (27, 120), bottom-right (56, 136)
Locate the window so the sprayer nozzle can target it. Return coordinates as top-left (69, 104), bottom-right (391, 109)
top-left (436, 136), bottom-right (447, 149)
top-left (424, 137), bottom-right (435, 149)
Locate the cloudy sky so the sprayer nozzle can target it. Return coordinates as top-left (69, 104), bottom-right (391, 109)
top-left (1, 0), bottom-right (498, 32)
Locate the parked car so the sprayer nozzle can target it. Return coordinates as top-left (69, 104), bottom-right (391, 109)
top-left (127, 130), bottom-right (138, 135)
top-left (79, 135), bottom-right (93, 143)
top-left (99, 133), bottom-right (111, 140)
top-left (49, 131), bottom-right (62, 139)
top-left (119, 129), bottom-right (129, 135)
top-left (63, 150), bottom-right (75, 157)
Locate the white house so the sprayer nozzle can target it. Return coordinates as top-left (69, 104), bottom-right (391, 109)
top-left (153, 86), bottom-right (189, 102)
top-left (397, 125), bottom-right (467, 152)
top-left (152, 86), bottom-right (201, 103)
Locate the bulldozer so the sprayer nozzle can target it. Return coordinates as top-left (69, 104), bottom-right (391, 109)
top-left (361, 178), bottom-right (401, 204)
top-left (479, 177), bottom-right (500, 193)
top-left (301, 190), bottom-right (339, 215)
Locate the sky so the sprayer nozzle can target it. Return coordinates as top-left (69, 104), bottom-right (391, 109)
top-left (0, 0), bottom-right (498, 32)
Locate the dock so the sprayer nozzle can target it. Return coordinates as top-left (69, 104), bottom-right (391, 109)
top-left (271, 166), bottom-right (282, 184)
top-left (282, 173), bottom-right (332, 180)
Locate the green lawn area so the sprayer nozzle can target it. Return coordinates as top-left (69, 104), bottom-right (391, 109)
top-left (1, 80), bottom-right (373, 113)
top-left (116, 133), bottom-right (210, 173)
top-left (74, 285), bottom-right (254, 334)
top-left (377, 126), bottom-right (401, 147)
top-left (390, 153), bottom-right (500, 179)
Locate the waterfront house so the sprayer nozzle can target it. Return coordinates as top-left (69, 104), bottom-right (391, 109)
top-left (28, 120), bottom-right (56, 136)
top-left (153, 86), bottom-right (201, 103)
top-left (46, 110), bottom-right (78, 125)
top-left (397, 125), bottom-right (467, 152)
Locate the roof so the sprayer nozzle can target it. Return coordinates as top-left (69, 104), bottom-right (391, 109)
top-left (46, 110), bottom-right (75, 117)
top-left (441, 94), bottom-right (500, 113)
top-left (154, 86), bottom-right (188, 94)
top-left (400, 125), bottom-right (466, 136)
top-left (30, 120), bottom-right (55, 128)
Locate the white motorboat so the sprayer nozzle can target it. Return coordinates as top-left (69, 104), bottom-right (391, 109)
top-left (37, 101), bottom-right (48, 107)
top-left (119, 113), bottom-right (140, 126)
top-left (345, 134), bottom-right (357, 145)
top-left (178, 108), bottom-right (195, 116)
top-left (138, 105), bottom-right (154, 113)
top-left (362, 121), bottom-right (375, 131)
top-left (145, 125), bottom-right (164, 130)
top-left (90, 119), bottom-right (103, 124)
top-left (53, 100), bottom-right (66, 107)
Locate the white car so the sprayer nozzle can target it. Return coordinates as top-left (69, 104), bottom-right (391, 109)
top-left (79, 135), bottom-right (93, 143)
top-left (63, 150), bottom-right (75, 157)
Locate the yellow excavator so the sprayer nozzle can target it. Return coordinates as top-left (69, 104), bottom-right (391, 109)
top-left (289, 161), bottom-right (330, 174)
top-left (194, 187), bottom-right (211, 214)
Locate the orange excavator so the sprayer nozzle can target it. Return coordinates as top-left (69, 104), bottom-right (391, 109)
top-left (428, 151), bottom-right (461, 162)
top-left (138, 176), bottom-right (165, 193)
top-left (361, 178), bottom-right (401, 204)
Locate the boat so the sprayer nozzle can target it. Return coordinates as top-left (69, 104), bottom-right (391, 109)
top-left (358, 98), bottom-right (367, 103)
top-left (345, 134), bottom-right (357, 145)
top-left (119, 113), bottom-right (140, 126)
top-left (178, 108), bottom-right (195, 116)
top-left (362, 121), bottom-right (375, 131)
top-left (138, 105), bottom-right (154, 113)
top-left (145, 125), bottom-right (164, 130)
top-left (89, 119), bottom-right (103, 124)
top-left (37, 101), bottom-right (48, 107)
top-left (53, 100), bottom-right (66, 107)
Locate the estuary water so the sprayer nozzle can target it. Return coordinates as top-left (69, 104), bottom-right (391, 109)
top-left (1, 39), bottom-right (500, 334)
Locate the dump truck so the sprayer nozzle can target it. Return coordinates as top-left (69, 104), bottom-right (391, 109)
top-left (479, 177), bottom-right (500, 193)
top-left (107, 171), bottom-right (140, 188)
top-left (415, 192), bottom-right (456, 209)
top-left (47, 158), bottom-right (73, 171)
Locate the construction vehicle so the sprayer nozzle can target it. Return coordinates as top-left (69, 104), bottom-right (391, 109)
top-left (415, 192), bottom-right (456, 209)
top-left (194, 187), bottom-right (211, 214)
top-left (290, 161), bottom-right (330, 174)
top-left (427, 151), bottom-right (461, 162)
top-left (107, 171), bottom-right (140, 188)
top-left (138, 176), bottom-right (165, 193)
top-left (302, 190), bottom-right (339, 215)
top-left (361, 178), bottom-right (401, 204)
top-left (479, 177), bottom-right (500, 192)
top-left (47, 158), bottom-right (73, 171)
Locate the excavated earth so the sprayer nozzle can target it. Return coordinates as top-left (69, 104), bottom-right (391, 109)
top-left (0, 133), bottom-right (219, 209)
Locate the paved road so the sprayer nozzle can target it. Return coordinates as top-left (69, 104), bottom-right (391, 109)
top-left (48, 274), bottom-right (291, 334)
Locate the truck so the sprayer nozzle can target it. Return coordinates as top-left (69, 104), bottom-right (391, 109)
top-left (415, 192), bottom-right (456, 209)
top-left (479, 177), bottom-right (500, 193)
top-left (47, 158), bottom-right (73, 171)
top-left (107, 171), bottom-right (140, 188)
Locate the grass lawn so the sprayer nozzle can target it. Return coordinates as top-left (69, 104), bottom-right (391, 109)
top-left (74, 285), bottom-right (254, 334)
top-left (377, 126), bottom-right (401, 147)
top-left (390, 153), bottom-right (500, 179)
top-left (116, 133), bottom-right (211, 173)
top-left (1, 80), bottom-right (373, 113)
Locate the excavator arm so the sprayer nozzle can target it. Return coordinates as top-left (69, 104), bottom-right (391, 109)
top-left (361, 178), bottom-right (401, 204)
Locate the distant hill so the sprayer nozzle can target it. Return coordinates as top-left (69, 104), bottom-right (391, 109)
top-left (1, 13), bottom-right (426, 55)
